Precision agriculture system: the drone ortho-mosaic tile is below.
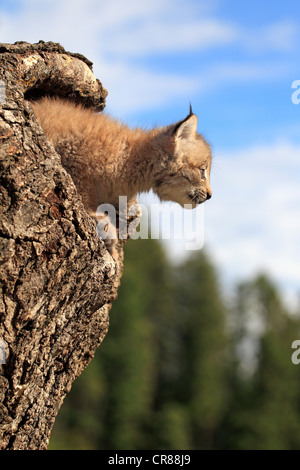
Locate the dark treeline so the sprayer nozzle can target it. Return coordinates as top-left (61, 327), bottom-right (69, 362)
top-left (49, 238), bottom-right (300, 450)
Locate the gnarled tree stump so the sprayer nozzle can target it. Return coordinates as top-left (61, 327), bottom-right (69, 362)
top-left (0, 41), bottom-right (123, 450)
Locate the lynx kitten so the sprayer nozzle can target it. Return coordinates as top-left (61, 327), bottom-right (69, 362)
top-left (32, 97), bottom-right (212, 256)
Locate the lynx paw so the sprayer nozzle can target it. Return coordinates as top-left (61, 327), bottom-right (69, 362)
top-left (91, 211), bottom-right (118, 259)
top-left (127, 202), bottom-right (142, 239)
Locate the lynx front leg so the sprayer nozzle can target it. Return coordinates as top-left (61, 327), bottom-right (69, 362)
top-left (127, 202), bottom-right (142, 239)
top-left (91, 197), bottom-right (142, 260)
top-left (90, 210), bottom-right (118, 260)
top-left (117, 197), bottom-right (142, 241)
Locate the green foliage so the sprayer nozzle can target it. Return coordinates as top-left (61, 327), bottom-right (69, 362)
top-left (220, 274), bottom-right (300, 450)
top-left (49, 239), bottom-right (300, 450)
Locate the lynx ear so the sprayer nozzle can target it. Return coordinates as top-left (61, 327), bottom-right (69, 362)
top-left (173, 112), bottom-right (198, 140)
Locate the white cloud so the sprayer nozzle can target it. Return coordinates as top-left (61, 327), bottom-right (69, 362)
top-left (1, 0), bottom-right (297, 117)
top-left (102, 18), bottom-right (237, 57)
top-left (100, 56), bottom-right (294, 117)
top-left (203, 142), bottom-right (300, 304)
top-left (93, 61), bottom-right (199, 115)
top-left (0, 0), bottom-right (234, 55)
top-left (243, 20), bottom-right (299, 53)
top-left (0, 0), bottom-right (234, 116)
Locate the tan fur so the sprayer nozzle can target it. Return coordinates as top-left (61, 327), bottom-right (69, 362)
top-left (32, 97), bottom-right (212, 254)
top-left (32, 97), bottom-right (212, 210)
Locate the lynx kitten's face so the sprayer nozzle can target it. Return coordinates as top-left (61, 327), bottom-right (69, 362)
top-left (153, 113), bottom-right (212, 209)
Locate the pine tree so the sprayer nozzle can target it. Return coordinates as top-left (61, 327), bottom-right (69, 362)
top-left (223, 274), bottom-right (300, 450)
top-left (49, 242), bottom-right (231, 450)
top-left (169, 250), bottom-right (230, 449)
top-left (99, 236), bottom-right (173, 449)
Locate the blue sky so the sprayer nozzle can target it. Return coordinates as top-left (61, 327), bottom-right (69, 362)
top-left (1, 0), bottom-right (300, 306)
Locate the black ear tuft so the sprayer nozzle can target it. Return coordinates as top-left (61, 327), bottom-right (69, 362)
top-left (172, 113), bottom-right (198, 139)
top-left (171, 104), bottom-right (197, 138)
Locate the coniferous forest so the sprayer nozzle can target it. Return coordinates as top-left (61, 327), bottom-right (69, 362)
top-left (49, 237), bottom-right (300, 450)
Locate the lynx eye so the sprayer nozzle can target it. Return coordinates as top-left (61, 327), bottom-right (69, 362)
top-left (200, 168), bottom-right (207, 180)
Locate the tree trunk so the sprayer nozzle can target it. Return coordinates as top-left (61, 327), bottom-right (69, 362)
top-left (0, 41), bottom-right (123, 450)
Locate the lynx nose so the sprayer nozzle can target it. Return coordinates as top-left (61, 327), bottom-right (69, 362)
top-left (206, 191), bottom-right (212, 200)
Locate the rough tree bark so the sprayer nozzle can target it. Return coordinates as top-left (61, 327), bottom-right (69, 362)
top-left (0, 41), bottom-right (124, 450)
